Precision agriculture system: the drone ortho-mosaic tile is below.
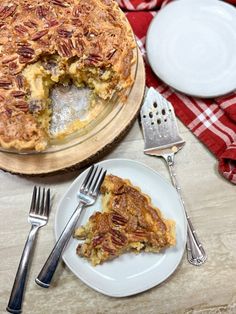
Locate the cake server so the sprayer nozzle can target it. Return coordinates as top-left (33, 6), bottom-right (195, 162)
top-left (140, 87), bottom-right (207, 266)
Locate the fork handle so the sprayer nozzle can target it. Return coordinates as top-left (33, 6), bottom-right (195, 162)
top-left (7, 225), bottom-right (39, 314)
top-left (36, 203), bottom-right (83, 288)
top-left (164, 153), bottom-right (207, 266)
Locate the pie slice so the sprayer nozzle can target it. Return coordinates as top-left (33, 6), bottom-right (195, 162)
top-left (74, 174), bottom-right (176, 266)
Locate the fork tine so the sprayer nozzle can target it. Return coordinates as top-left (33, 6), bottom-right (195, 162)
top-left (39, 188), bottom-right (45, 216)
top-left (43, 189), bottom-right (50, 218)
top-left (90, 167), bottom-right (102, 192)
top-left (30, 186), bottom-right (37, 214)
top-left (91, 169), bottom-right (107, 196)
top-left (80, 165), bottom-right (94, 191)
top-left (35, 187), bottom-right (41, 214)
top-left (84, 165), bottom-right (98, 192)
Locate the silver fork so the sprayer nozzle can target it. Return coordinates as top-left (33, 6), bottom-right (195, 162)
top-left (7, 187), bottom-right (51, 314)
top-left (35, 164), bottom-right (106, 288)
top-left (141, 88), bottom-right (207, 266)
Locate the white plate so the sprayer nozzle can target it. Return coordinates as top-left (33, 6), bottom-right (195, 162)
top-left (146, 0), bottom-right (236, 98)
top-left (55, 159), bottom-right (187, 297)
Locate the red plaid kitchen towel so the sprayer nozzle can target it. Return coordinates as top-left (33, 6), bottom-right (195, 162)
top-left (118, 0), bottom-right (236, 184)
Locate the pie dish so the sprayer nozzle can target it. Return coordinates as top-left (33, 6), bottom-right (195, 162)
top-left (0, 0), bottom-right (136, 151)
top-left (75, 174), bottom-right (175, 265)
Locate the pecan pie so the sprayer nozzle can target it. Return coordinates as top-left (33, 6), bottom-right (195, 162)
top-left (0, 0), bottom-right (136, 151)
top-left (74, 175), bottom-right (176, 266)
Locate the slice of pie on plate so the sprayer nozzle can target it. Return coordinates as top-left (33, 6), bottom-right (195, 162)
top-left (74, 174), bottom-right (176, 266)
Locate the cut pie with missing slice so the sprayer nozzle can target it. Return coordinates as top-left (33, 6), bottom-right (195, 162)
top-left (74, 174), bottom-right (176, 266)
top-left (0, 0), bottom-right (136, 151)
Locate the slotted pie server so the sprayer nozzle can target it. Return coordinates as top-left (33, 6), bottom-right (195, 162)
top-left (140, 87), bottom-right (207, 266)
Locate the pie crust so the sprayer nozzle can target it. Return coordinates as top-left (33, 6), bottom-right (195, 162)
top-left (0, 0), bottom-right (136, 151)
top-left (75, 175), bottom-right (176, 266)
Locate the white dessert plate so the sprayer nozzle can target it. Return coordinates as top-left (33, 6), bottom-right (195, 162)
top-left (146, 0), bottom-right (236, 98)
top-left (54, 159), bottom-right (187, 297)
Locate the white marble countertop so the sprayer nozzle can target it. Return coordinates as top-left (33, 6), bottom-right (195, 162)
top-left (1, 120), bottom-right (236, 314)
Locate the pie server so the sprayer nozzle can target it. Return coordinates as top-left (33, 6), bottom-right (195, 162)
top-left (140, 87), bottom-right (207, 266)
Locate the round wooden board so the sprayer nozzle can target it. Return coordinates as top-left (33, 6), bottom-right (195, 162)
top-left (0, 50), bottom-right (145, 176)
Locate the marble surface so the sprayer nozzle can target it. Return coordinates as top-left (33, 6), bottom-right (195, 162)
top-left (1, 120), bottom-right (236, 314)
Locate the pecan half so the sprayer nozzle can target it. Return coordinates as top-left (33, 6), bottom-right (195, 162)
top-left (57, 40), bottom-right (72, 57)
top-left (111, 213), bottom-right (127, 226)
top-left (24, 20), bottom-right (38, 29)
top-left (31, 29), bottom-right (48, 41)
top-left (51, 0), bottom-right (70, 8)
top-left (133, 229), bottom-right (147, 238)
top-left (8, 62), bottom-right (18, 73)
top-left (92, 235), bottom-right (104, 247)
top-left (46, 19), bottom-right (59, 28)
top-left (15, 100), bottom-right (28, 112)
top-left (15, 75), bottom-right (24, 89)
top-left (102, 245), bottom-right (115, 255)
top-left (71, 18), bottom-right (82, 26)
top-left (36, 5), bottom-right (48, 19)
top-left (17, 46), bottom-right (34, 58)
top-left (86, 53), bottom-right (103, 65)
top-left (0, 4), bottom-right (18, 19)
top-left (110, 229), bottom-right (127, 247)
top-left (57, 28), bottom-right (73, 38)
top-left (11, 91), bottom-right (26, 98)
top-left (0, 78), bottom-right (12, 89)
top-left (14, 25), bottom-right (28, 35)
top-left (2, 56), bottom-right (17, 64)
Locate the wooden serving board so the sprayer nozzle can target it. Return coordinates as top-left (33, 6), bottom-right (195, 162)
top-left (0, 50), bottom-right (145, 176)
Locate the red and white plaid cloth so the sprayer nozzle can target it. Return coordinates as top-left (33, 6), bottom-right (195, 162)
top-left (117, 0), bottom-right (236, 184)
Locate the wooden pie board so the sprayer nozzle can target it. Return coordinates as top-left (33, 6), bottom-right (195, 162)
top-left (0, 50), bottom-right (145, 176)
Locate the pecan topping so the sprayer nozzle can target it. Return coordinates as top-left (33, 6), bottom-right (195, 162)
top-left (133, 229), bottom-right (147, 238)
top-left (92, 235), bottom-right (104, 247)
top-left (71, 18), bottom-right (82, 26)
top-left (0, 78), bottom-right (12, 89)
top-left (23, 20), bottom-right (38, 29)
top-left (8, 62), bottom-right (18, 73)
top-left (11, 91), bottom-right (26, 98)
top-left (57, 29), bottom-right (73, 38)
top-left (31, 29), bottom-right (48, 41)
top-left (2, 56), bottom-right (17, 64)
top-left (15, 100), bottom-right (28, 112)
top-left (17, 46), bottom-right (34, 58)
top-left (110, 229), bottom-right (127, 246)
top-left (46, 19), bottom-right (59, 28)
top-left (57, 40), bottom-right (73, 57)
top-left (86, 53), bottom-right (103, 65)
top-left (15, 75), bottom-right (24, 89)
top-left (111, 213), bottom-right (127, 226)
top-left (14, 25), bottom-right (28, 35)
top-left (36, 5), bottom-right (48, 19)
top-left (51, 0), bottom-right (70, 8)
top-left (102, 245), bottom-right (115, 255)
top-left (0, 4), bottom-right (18, 19)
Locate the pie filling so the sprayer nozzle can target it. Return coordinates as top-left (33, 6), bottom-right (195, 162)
top-left (22, 54), bottom-right (119, 140)
top-left (74, 175), bottom-right (176, 266)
